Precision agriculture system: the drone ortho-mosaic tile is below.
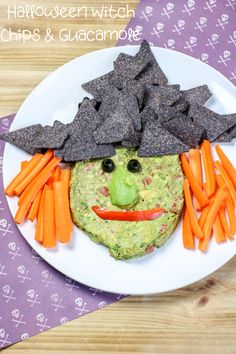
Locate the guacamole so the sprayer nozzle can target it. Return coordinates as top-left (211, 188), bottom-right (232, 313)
top-left (70, 149), bottom-right (184, 260)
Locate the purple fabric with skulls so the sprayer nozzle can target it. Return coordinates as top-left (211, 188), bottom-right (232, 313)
top-left (1, 0), bottom-right (236, 349)
top-left (118, 0), bottom-right (236, 83)
top-left (0, 115), bottom-right (123, 349)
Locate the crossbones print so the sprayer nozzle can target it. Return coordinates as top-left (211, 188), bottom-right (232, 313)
top-left (216, 14), bottom-right (229, 30)
top-left (17, 265), bottom-right (31, 283)
top-left (172, 20), bottom-right (185, 35)
top-left (11, 309), bottom-right (26, 327)
top-left (206, 33), bottom-right (219, 49)
top-left (182, 0), bottom-right (195, 16)
top-left (225, 0), bottom-right (236, 10)
top-left (204, 0), bottom-right (217, 13)
top-left (228, 31), bottom-right (236, 47)
top-left (0, 329), bottom-right (11, 348)
top-left (27, 289), bottom-right (40, 307)
top-left (51, 293), bottom-right (65, 312)
top-left (161, 3), bottom-right (174, 19)
top-left (151, 23), bottom-right (164, 38)
top-left (2, 284), bottom-right (16, 303)
top-left (75, 297), bottom-right (89, 316)
top-left (8, 242), bottom-right (21, 259)
top-left (65, 276), bottom-right (80, 291)
top-left (218, 51), bottom-right (231, 66)
top-left (194, 17), bottom-right (207, 32)
top-left (184, 36), bottom-right (197, 52)
top-left (36, 313), bottom-right (51, 332)
top-left (140, 6), bottom-right (153, 22)
top-left (0, 219), bottom-right (12, 237)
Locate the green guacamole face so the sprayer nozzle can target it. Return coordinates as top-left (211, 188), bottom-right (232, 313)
top-left (70, 149), bottom-right (184, 260)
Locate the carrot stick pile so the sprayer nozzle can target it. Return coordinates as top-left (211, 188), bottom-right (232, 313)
top-left (181, 141), bottom-right (236, 252)
top-left (5, 150), bottom-right (73, 248)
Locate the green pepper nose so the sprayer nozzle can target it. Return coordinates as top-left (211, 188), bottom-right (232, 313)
top-left (109, 166), bottom-right (139, 208)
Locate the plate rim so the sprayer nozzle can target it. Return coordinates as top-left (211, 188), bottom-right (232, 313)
top-left (3, 45), bottom-right (236, 295)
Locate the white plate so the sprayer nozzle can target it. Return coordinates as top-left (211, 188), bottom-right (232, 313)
top-left (3, 46), bottom-right (236, 295)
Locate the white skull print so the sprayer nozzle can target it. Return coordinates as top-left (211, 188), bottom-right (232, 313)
top-left (12, 309), bottom-right (20, 319)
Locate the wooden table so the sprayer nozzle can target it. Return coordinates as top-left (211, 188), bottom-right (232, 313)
top-left (1, 1), bottom-right (236, 353)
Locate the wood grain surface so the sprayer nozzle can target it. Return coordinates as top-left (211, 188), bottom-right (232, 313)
top-left (1, 1), bottom-right (236, 353)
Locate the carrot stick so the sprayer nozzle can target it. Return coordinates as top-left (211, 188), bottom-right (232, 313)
top-left (14, 156), bottom-right (61, 224)
top-left (201, 140), bottom-right (216, 198)
top-left (60, 169), bottom-right (73, 231)
top-left (215, 160), bottom-right (236, 207)
top-left (218, 204), bottom-right (234, 240)
top-left (43, 189), bottom-right (56, 248)
top-left (180, 153), bottom-right (209, 208)
top-left (21, 161), bottom-right (28, 171)
top-left (4, 153), bottom-right (42, 197)
top-left (53, 166), bottom-right (61, 182)
top-left (182, 207), bottom-right (195, 249)
top-left (28, 189), bottom-right (42, 222)
top-left (199, 187), bottom-right (227, 251)
top-left (215, 144), bottom-right (236, 190)
top-left (189, 149), bottom-right (203, 211)
top-left (53, 181), bottom-right (73, 243)
top-left (213, 214), bottom-right (226, 244)
top-left (216, 174), bottom-right (236, 236)
top-left (46, 174), bottom-right (54, 189)
top-left (35, 186), bottom-right (48, 242)
top-left (183, 179), bottom-right (204, 239)
top-left (198, 199), bottom-right (214, 228)
top-left (14, 150), bottom-right (54, 196)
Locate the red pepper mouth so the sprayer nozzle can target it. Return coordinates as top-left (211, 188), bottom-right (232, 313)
top-left (92, 205), bottom-right (165, 222)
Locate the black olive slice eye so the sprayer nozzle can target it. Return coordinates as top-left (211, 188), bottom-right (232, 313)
top-left (102, 159), bottom-right (115, 173)
top-left (127, 159), bottom-right (142, 173)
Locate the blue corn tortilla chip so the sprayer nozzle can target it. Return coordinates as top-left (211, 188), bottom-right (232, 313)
top-left (138, 121), bottom-right (189, 157)
top-left (213, 132), bottom-right (232, 143)
top-left (188, 104), bottom-right (235, 142)
top-left (171, 98), bottom-right (189, 113)
top-left (182, 85), bottom-right (212, 106)
top-left (140, 106), bottom-right (157, 126)
top-left (122, 130), bottom-right (142, 148)
top-left (114, 51), bottom-right (150, 79)
top-left (55, 136), bottom-right (115, 162)
top-left (32, 121), bottom-right (68, 149)
top-left (0, 124), bottom-right (43, 155)
top-left (98, 85), bottom-right (141, 131)
top-left (82, 71), bottom-right (114, 101)
top-left (163, 113), bottom-right (204, 148)
top-left (94, 106), bottom-right (135, 144)
top-left (135, 40), bottom-right (168, 86)
top-left (145, 85), bottom-right (182, 114)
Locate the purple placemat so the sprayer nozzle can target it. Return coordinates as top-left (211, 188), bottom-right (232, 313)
top-left (1, 0), bottom-right (236, 349)
top-left (0, 115), bottom-right (123, 349)
top-left (118, 0), bottom-right (236, 83)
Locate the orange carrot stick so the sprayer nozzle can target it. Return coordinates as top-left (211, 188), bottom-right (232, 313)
top-left (215, 160), bottom-right (236, 207)
top-left (14, 157), bottom-right (61, 224)
top-left (183, 179), bottom-right (204, 239)
top-left (218, 204), bottom-right (234, 240)
top-left (189, 149), bottom-right (203, 211)
top-left (53, 181), bottom-right (73, 243)
top-left (182, 207), bottom-right (195, 249)
top-left (180, 153), bottom-right (208, 208)
top-left (198, 199), bottom-right (214, 228)
top-left (21, 161), bottom-right (28, 171)
top-left (201, 140), bottom-right (216, 198)
top-left (14, 150), bottom-right (54, 196)
top-left (35, 186), bottom-right (47, 242)
top-left (213, 214), bottom-right (226, 244)
top-left (216, 174), bottom-right (236, 236)
top-left (43, 189), bottom-right (56, 248)
top-left (28, 189), bottom-right (42, 222)
top-left (215, 144), bottom-right (236, 190)
top-left (199, 187), bottom-right (227, 251)
top-left (4, 153), bottom-right (42, 197)
top-left (53, 166), bottom-right (61, 182)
